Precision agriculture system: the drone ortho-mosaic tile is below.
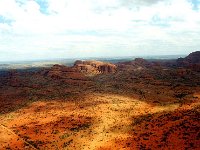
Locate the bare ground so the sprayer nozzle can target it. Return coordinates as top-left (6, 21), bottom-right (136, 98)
top-left (1, 93), bottom-right (199, 149)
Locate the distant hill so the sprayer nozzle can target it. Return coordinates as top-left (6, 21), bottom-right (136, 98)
top-left (176, 51), bottom-right (200, 71)
top-left (184, 51), bottom-right (200, 64)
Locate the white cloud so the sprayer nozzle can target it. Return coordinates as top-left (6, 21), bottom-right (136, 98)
top-left (0, 0), bottom-right (200, 61)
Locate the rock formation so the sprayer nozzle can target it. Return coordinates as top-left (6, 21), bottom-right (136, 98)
top-left (177, 51), bottom-right (200, 71)
top-left (40, 64), bottom-right (87, 80)
top-left (184, 51), bottom-right (200, 64)
top-left (74, 60), bottom-right (117, 75)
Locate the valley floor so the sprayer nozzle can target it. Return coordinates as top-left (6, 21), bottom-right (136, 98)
top-left (0, 93), bottom-right (199, 149)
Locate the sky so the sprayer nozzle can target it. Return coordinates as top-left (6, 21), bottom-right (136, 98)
top-left (0, 0), bottom-right (200, 61)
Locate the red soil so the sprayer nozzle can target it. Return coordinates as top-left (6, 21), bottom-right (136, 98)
top-left (0, 56), bottom-right (200, 149)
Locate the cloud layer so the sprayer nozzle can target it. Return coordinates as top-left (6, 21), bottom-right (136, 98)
top-left (0, 0), bottom-right (200, 61)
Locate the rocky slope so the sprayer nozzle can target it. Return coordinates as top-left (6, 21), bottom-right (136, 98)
top-left (178, 51), bottom-right (200, 64)
top-left (40, 64), bottom-right (87, 80)
top-left (177, 51), bottom-right (200, 71)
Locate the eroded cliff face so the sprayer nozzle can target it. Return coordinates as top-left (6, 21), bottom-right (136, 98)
top-left (74, 60), bottom-right (117, 75)
top-left (40, 60), bottom-right (117, 78)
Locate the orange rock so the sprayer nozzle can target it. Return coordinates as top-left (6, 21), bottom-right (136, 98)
top-left (74, 60), bottom-right (117, 75)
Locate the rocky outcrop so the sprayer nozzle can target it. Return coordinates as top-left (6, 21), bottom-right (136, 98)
top-left (118, 58), bottom-right (148, 66)
top-left (177, 51), bottom-right (200, 71)
top-left (117, 58), bottom-right (154, 72)
top-left (40, 64), bottom-right (87, 80)
top-left (39, 60), bottom-right (117, 79)
top-left (184, 51), bottom-right (200, 64)
top-left (74, 60), bottom-right (117, 75)
top-left (177, 51), bottom-right (200, 65)
top-left (134, 58), bottom-right (149, 66)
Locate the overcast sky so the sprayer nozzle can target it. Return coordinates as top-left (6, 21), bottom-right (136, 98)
top-left (0, 0), bottom-right (200, 61)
